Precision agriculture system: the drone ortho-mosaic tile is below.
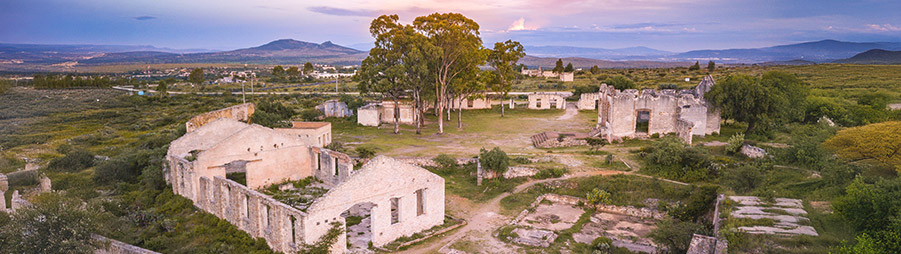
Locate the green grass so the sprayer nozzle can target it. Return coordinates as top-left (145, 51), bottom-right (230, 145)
top-left (429, 163), bottom-right (527, 202)
top-left (330, 106), bottom-right (595, 157)
top-left (500, 174), bottom-right (693, 216)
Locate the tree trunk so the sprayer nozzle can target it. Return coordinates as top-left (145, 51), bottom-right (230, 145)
top-left (393, 98), bottom-right (400, 134)
top-left (437, 84), bottom-right (444, 134)
top-left (501, 92), bottom-right (506, 117)
top-left (457, 97), bottom-right (463, 129)
top-left (413, 90), bottom-right (422, 134)
top-left (746, 120), bottom-right (756, 135)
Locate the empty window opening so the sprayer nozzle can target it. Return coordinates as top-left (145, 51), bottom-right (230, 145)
top-left (636, 110), bottom-right (650, 133)
top-left (317, 153), bottom-right (322, 171)
top-left (244, 194), bottom-right (250, 219)
top-left (262, 204), bottom-right (270, 229)
top-left (536, 98), bottom-right (542, 108)
top-left (289, 215), bottom-right (297, 244)
top-left (550, 98), bottom-right (558, 109)
top-left (467, 99), bottom-right (474, 108)
top-left (416, 189), bottom-right (426, 216)
top-left (390, 197), bottom-right (400, 224)
top-left (333, 157), bottom-right (339, 176)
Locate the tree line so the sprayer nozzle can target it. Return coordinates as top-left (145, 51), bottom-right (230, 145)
top-left (357, 13), bottom-right (526, 135)
top-left (32, 74), bottom-right (127, 89)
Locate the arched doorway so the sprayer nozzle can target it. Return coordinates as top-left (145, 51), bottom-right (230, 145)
top-left (342, 202), bottom-right (377, 253)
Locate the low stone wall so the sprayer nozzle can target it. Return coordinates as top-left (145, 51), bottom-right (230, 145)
top-left (395, 157), bottom-right (477, 168)
top-left (513, 194), bottom-right (666, 224)
top-left (504, 167), bottom-right (538, 179)
top-left (94, 235), bottom-right (160, 254)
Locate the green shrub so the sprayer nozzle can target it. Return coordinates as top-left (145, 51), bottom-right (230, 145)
top-left (586, 188), bottom-right (612, 205)
top-left (667, 185), bottom-right (718, 222)
top-left (433, 154), bottom-right (457, 168)
top-left (649, 218), bottom-right (709, 253)
top-left (534, 168), bottom-right (567, 179)
top-left (479, 147), bottom-right (509, 174)
top-left (355, 145), bottom-right (377, 159)
top-left (47, 150), bottom-right (95, 172)
top-left (725, 133), bottom-right (744, 154)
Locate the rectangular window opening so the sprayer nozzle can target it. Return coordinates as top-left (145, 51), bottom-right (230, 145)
top-left (390, 197), bottom-right (400, 224)
top-left (244, 194), bottom-right (250, 219)
top-left (289, 216), bottom-right (297, 244)
top-left (416, 189), bottom-right (425, 216)
top-left (333, 157), bottom-right (339, 176)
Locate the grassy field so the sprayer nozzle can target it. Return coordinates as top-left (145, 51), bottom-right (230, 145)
top-left (329, 107), bottom-right (597, 157)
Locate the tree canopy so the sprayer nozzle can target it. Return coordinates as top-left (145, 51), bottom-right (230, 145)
top-left (487, 39), bottom-right (525, 117)
top-left (564, 62), bottom-right (574, 72)
top-left (604, 75), bottom-right (636, 90)
top-left (706, 71), bottom-right (808, 134)
top-left (188, 68), bottom-right (204, 85)
top-left (0, 193), bottom-right (103, 253)
top-left (413, 12), bottom-right (485, 134)
top-left (553, 58), bottom-right (564, 74)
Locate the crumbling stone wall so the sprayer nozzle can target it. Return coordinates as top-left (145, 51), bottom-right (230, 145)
top-left (578, 92), bottom-right (600, 110)
top-left (528, 93), bottom-right (567, 109)
top-left (316, 100), bottom-right (353, 118)
top-left (186, 103), bottom-right (254, 132)
top-left (311, 147), bottom-right (354, 187)
top-left (450, 95), bottom-right (492, 110)
top-left (597, 76), bottom-right (720, 143)
top-left (380, 101), bottom-right (417, 124)
top-left (197, 176), bottom-right (308, 253)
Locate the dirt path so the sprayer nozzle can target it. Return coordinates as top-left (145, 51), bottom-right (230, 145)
top-left (401, 170), bottom-right (623, 254)
top-left (555, 102), bottom-right (578, 121)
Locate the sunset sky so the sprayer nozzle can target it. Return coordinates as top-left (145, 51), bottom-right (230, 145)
top-left (2, 0), bottom-right (900, 52)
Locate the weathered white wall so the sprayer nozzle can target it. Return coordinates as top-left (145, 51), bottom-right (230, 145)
top-left (528, 93), bottom-right (567, 109)
top-left (357, 104), bottom-right (381, 126)
top-left (303, 156), bottom-right (445, 252)
top-left (578, 92), bottom-right (600, 110)
top-left (275, 123), bottom-right (332, 147)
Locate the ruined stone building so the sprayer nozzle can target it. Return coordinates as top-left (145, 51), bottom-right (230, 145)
top-left (596, 75), bottom-right (720, 144)
top-left (449, 94), bottom-right (492, 110)
top-left (521, 67), bottom-right (574, 82)
top-left (316, 99), bottom-right (353, 118)
top-left (167, 106), bottom-right (445, 253)
top-left (356, 101), bottom-right (420, 127)
top-left (577, 92), bottom-right (601, 110)
top-left (528, 93), bottom-right (567, 109)
top-left (275, 121), bottom-right (332, 147)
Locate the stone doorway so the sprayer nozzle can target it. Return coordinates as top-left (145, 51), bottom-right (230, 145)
top-left (342, 202), bottom-right (377, 253)
top-left (636, 110), bottom-right (650, 133)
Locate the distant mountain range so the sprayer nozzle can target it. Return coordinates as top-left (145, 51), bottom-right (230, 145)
top-left (524, 40), bottom-right (901, 63)
top-left (2, 39), bottom-right (901, 70)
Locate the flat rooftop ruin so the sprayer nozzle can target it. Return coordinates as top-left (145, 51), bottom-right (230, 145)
top-left (166, 105), bottom-right (445, 253)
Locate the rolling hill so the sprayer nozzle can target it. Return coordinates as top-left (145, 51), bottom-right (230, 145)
top-left (836, 49), bottom-right (901, 64)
